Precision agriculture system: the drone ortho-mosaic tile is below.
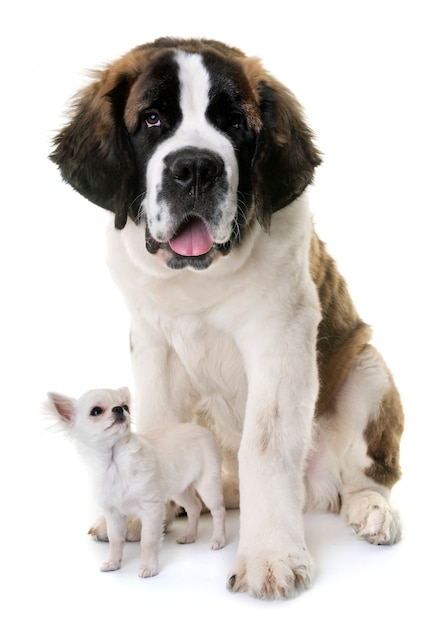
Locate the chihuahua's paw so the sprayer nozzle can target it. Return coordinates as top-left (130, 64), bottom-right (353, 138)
top-left (138, 564), bottom-right (159, 578)
top-left (210, 535), bottom-right (226, 550)
top-left (227, 550), bottom-right (313, 600)
top-left (100, 560), bottom-right (121, 572)
top-left (176, 533), bottom-right (197, 545)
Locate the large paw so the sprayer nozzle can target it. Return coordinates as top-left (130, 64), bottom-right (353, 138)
top-left (343, 490), bottom-right (402, 545)
top-left (227, 550), bottom-right (313, 600)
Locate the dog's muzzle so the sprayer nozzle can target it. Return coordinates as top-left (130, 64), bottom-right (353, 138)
top-left (145, 147), bottom-right (233, 269)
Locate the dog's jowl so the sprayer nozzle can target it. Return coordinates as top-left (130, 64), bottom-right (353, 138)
top-left (51, 38), bottom-right (404, 600)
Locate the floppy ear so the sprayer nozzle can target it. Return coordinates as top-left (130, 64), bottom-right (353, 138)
top-left (253, 80), bottom-right (322, 231)
top-left (50, 75), bottom-right (137, 229)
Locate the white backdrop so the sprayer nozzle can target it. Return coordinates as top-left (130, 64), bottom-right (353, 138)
top-left (1, 1), bottom-right (431, 623)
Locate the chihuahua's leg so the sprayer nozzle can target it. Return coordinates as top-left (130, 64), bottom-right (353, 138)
top-left (175, 486), bottom-right (202, 545)
top-left (196, 475), bottom-right (226, 549)
top-left (138, 502), bottom-right (164, 578)
top-left (89, 502), bottom-right (180, 542)
top-left (100, 510), bottom-right (126, 572)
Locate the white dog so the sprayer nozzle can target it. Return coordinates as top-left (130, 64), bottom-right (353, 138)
top-left (45, 387), bottom-right (226, 577)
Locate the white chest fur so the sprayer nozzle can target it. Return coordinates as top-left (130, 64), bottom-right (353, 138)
top-left (106, 197), bottom-right (318, 451)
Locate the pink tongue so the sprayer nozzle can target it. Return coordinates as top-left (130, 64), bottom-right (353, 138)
top-left (169, 219), bottom-right (214, 257)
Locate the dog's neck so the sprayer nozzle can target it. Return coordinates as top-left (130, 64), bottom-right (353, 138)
top-left (75, 433), bottom-right (131, 473)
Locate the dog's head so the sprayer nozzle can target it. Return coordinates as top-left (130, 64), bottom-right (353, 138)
top-left (51, 38), bottom-right (321, 270)
top-left (46, 387), bottom-right (132, 446)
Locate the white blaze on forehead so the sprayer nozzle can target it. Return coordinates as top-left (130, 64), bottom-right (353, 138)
top-left (177, 51), bottom-right (211, 135)
top-left (175, 50), bottom-right (235, 156)
top-left (143, 51), bottom-right (239, 242)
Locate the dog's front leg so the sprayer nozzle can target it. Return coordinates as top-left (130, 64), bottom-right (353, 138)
top-left (100, 510), bottom-right (126, 572)
top-left (130, 315), bottom-right (191, 431)
top-left (227, 311), bottom-right (319, 600)
top-left (137, 501), bottom-right (165, 578)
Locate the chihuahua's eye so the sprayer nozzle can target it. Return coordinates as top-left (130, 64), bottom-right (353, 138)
top-left (90, 406), bottom-right (103, 416)
top-left (122, 405), bottom-right (130, 413)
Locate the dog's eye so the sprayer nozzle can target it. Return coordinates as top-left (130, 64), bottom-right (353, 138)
top-left (144, 110), bottom-right (161, 128)
top-left (90, 406), bottom-right (103, 416)
top-left (229, 111), bottom-right (243, 129)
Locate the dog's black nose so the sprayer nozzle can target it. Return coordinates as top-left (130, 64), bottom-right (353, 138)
top-left (166, 148), bottom-right (224, 193)
top-left (112, 405), bottom-right (127, 423)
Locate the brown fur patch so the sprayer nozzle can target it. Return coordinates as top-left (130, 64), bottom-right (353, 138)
top-left (310, 231), bottom-right (404, 487)
top-left (363, 364), bottom-right (404, 488)
top-left (310, 230), bottom-right (372, 415)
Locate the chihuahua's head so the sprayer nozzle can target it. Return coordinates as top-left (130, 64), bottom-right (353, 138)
top-left (46, 387), bottom-right (132, 447)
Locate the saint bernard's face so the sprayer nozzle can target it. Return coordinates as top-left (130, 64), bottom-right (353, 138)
top-left (51, 38), bottom-right (321, 271)
top-left (124, 49), bottom-right (261, 270)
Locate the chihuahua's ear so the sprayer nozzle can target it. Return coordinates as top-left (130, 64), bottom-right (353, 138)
top-left (46, 392), bottom-right (76, 427)
top-left (117, 386), bottom-right (131, 406)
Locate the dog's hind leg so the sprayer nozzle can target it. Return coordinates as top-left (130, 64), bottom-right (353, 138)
top-left (195, 475), bottom-right (226, 549)
top-left (174, 487), bottom-right (202, 545)
top-left (321, 347), bottom-right (404, 544)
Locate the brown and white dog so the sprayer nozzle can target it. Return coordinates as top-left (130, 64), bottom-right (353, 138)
top-left (50, 37), bottom-right (404, 600)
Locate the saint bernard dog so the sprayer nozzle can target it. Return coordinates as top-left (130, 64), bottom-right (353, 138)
top-left (50, 37), bottom-right (404, 600)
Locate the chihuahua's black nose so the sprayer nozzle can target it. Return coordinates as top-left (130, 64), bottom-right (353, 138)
top-left (112, 406), bottom-right (126, 422)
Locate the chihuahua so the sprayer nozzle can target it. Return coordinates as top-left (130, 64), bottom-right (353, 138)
top-left (45, 387), bottom-right (226, 577)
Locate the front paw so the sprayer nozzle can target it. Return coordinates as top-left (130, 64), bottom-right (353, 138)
top-left (100, 560), bottom-right (121, 572)
top-left (138, 564), bottom-right (159, 578)
top-left (227, 550), bottom-right (313, 600)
